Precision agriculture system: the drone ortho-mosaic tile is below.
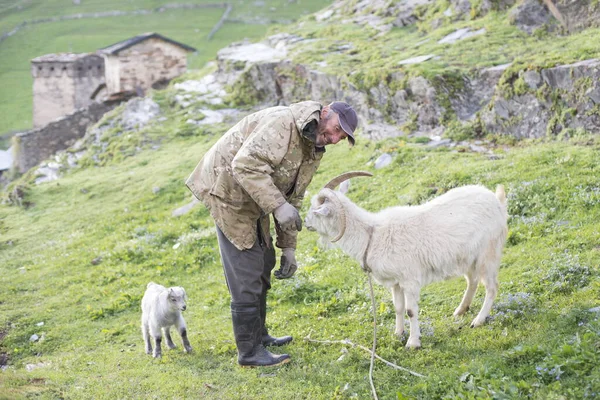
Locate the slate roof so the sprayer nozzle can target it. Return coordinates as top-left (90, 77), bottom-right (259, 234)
top-left (99, 32), bottom-right (196, 55)
top-left (31, 53), bottom-right (99, 63)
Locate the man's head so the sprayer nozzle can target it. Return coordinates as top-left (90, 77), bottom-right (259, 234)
top-left (315, 102), bottom-right (358, 147)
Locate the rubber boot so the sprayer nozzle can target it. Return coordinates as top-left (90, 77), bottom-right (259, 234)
top-left (231, 302), bottom-right (290, 367)
top-left (260, 293), bottom-right (293, 347)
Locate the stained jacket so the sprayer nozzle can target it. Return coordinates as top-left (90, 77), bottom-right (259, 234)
top-left (185, 101), bottom-right (325, 251)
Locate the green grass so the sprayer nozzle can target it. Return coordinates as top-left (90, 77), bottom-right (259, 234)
top-left (0, 82), bottom-right (599, 397)
top-left (1, 1), bottom-right (600, 398)
top-left (0, 0), bottom-right (328, 135)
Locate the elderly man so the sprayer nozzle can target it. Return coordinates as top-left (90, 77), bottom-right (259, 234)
top-left (185, 101), bottom-right (358, 367)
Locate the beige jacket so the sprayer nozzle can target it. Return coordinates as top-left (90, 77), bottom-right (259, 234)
top-left (185, 101), bottom-right (325, 250)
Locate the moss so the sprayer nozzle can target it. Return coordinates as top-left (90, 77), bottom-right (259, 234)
top-left (445, 117), bottom-right (485, 141)
top-left (400, 111), bottom-right (419, 133)
top-left (224, 68), bottom-right (265, 107)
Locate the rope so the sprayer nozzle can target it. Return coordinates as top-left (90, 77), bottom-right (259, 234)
top-left (367, 273), bottom-right (378, 400)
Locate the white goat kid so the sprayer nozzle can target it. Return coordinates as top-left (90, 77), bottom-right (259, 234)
top-left (141, 282), bottom-right (192, 358)
top-left (305, 172), bottom-right (508, 349)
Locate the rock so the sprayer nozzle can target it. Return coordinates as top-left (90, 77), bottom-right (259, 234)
top-left (523, 70), bottom-right (542, 89)
top-left (25, 362), bottom-right (50, 372)
top-left (374, 153), bottom-right (393, 169)
top-left (316, 9), bottom-right (334, 21)
top-left (588, 88), bottom-right (600, 104)
top-left (509, 0), bottom-right (550, 34)
top-left (427, 138), bottom-right (452, 148)
top-left (0, 148), bottom-right (12, 171)
top-left (438, 28), bottom-right (486, 44)
top-left (91, 257), bottom-right (102, 265)
top-left (398, 55), bottom-right (436, 65)
top-left (172, 198), bottom-right (200, 217)
top-left (30, 334), bottom-right (39, 342)
top-left (120, 98), bottom-right (160, 130)
top-left (152, 187), bottom-right (161, 194)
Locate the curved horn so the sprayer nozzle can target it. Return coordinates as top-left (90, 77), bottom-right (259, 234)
top-left (324, 171), bottom-right (373, 190)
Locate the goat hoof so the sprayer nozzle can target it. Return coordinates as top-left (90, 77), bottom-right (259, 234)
top-left (405, 339), bottom-right (421, 349)
top-left (152, 352), bottom-right (162, 358)
top-left (184, 346), bottom-right (193, 353)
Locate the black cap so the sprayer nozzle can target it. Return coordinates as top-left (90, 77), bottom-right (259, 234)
top-left (329, 101), bottom-right (358, 146)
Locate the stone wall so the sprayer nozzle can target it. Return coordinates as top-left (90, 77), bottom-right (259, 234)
top-left (103, 39), bottom-right (188, 94)
top-left (13, 101), bottom-right (117, 173)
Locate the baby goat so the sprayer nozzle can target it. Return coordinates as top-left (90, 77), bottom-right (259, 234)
top-left (305, 172), bottom-right (508, 349)
top-left (141, 282), bottom-right (192, 358)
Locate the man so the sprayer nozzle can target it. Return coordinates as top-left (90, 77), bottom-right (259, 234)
top-left (185, 101), bottom-right (358, 367)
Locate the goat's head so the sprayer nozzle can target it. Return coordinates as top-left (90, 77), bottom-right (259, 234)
top-left (168, 287), bottom-right (188, 312)
top-left (305, 171), bottom-right (372, 242)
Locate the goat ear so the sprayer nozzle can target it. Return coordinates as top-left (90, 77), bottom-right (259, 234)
top-left (168, 288), bottom-right (173, 296)
top-left (314, 204), bottom-right (331, 216)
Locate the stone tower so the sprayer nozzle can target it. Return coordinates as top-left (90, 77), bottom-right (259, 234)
top-left (31, 53), bottom-right (105, 128)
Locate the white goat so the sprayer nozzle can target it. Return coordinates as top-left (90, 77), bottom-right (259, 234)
top-left (141, 282), bottom-right (192, 358)
top-left (304, 172), bottom-right (508, 349)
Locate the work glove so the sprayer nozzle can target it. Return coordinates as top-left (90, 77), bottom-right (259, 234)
top-left (274, 248), bottom-right (297, 279)
top-left (273, 202), bottom-right (302, 232)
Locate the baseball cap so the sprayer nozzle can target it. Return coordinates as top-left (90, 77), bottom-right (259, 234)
top-left (329, 101), bottom-right (358, 146)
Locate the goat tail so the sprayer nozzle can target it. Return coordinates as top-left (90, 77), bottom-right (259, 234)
top-left (495, 185), bottom-right (507, 207)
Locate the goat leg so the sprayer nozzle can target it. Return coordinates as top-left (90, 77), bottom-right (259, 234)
top-left (164, 327), bottom-right (177, 349)
top-left (181, 328), bottom-right (192, 353)
top-left (153, 336), bottom-right (162, 358)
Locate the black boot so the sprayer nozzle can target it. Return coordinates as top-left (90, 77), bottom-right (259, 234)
top-left (231, 302), bottom-right (291, 367)
top-left (259, 292), bottom-right (293, 347)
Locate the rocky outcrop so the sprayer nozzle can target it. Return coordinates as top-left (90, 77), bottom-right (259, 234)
top-left (212, 34), bottom-right (600, 142)
top-left (481, 59), bottom-right (600, 138)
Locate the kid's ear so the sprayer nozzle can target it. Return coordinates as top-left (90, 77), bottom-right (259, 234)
top-left (168, 288), bottom-right (173, 296)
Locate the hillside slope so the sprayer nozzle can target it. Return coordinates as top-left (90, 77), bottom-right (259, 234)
top-left (1, 0), bottom-right (599, 399)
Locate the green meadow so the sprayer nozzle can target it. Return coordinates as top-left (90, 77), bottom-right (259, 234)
top-left (1, 0), bottom-right (600, 398)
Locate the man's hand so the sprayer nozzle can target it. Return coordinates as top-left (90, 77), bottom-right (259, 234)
top-left (274, 248), bottom-right (297, 279)
top-left (273, 202), bottom-right (302, 232)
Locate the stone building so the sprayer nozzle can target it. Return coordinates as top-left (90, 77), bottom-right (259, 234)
top-left (30, 32), bottom-right (195, 129)
top-left (98, 32), bottom-right (196, 95)
top-left (31, 53), bottom-right (105, 128)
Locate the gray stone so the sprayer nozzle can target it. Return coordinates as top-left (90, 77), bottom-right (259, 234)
top-left (523, 70), bottom-right (542, 89)
top-left (588, 88), bottom-right (600, 104)
top-left (427, 138), bottom-right (452, 148)
top-left (30, 334), bottom-right (39, 342)
top-left (509, 0), bottom-right (550, 34)
top-left (398, 55), bottom-right (436, 65)
top-left (374, 153), bottom-right (393, 169)
top-left (0, 148), bottom-right (12, 171)
top-left (315, 9), bottom-right (334, 21)
top-left (494, 99), bottom-right (511, 120)
top-left (438, 28), bottom-right (485, 44)
top-left (172, 198), bottom-right (200, 217)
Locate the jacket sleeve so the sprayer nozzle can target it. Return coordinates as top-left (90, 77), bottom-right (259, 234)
top-left (231, 110), bottom-right (293, 215)
top-left (274, 220), bottom-right (297, 249)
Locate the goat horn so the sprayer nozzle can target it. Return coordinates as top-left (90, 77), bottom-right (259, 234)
top-left (324, 171), bottom-right (373, 190)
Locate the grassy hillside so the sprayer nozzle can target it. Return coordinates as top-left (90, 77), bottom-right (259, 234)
top-left (0, 74), bottom-right (599, 398)
top-left (1, 0), bottom-right (600, 398)
top-left (0, 0), bottom-right (327, 136)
